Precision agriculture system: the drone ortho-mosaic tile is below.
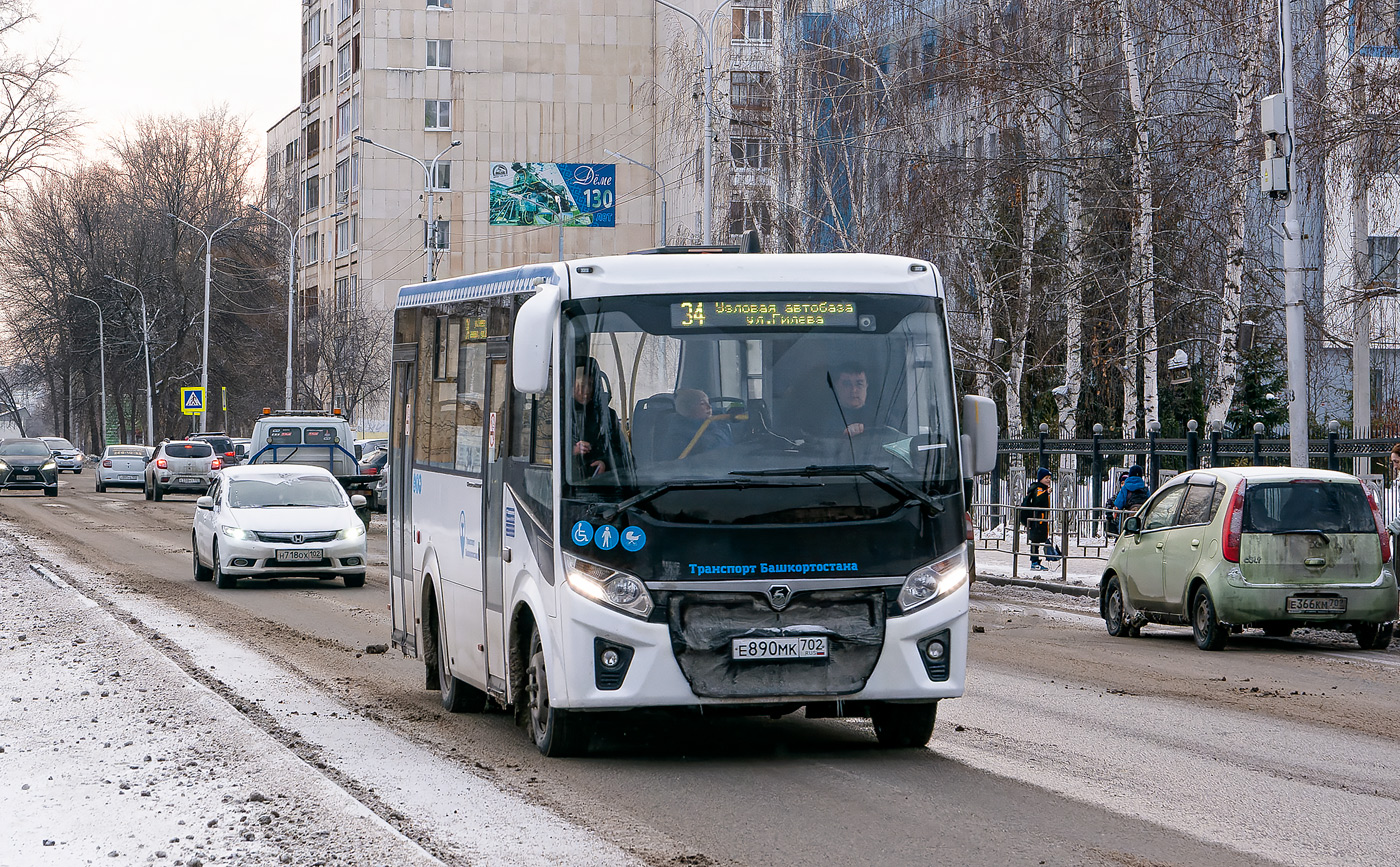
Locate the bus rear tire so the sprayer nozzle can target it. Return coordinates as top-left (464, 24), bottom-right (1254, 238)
top-left (437, 611), bottom-right (486, 713)
top-left (527, 626), bottom-right (590, 757)
top-left (871, 701), bottom-right (937, 749)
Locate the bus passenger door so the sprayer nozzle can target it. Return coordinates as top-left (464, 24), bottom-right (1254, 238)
top-left (389, 354), bottom-right (418, 655)
top-left (483, 356), bottom-right (510, 690)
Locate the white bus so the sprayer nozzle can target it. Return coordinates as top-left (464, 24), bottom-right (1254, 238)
top-left (387, 250), bottom-right (996, 756)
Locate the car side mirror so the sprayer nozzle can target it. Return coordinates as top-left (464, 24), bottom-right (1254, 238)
top-left (1123, 515), bottom-right (1141, 535)
top-left (350, 494), bottom-right (367, 508)
top-left (196, 496), bottom-right (215, 510)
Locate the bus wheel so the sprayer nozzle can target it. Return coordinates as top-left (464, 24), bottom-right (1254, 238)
top-left (526, 626), bottom-right (590, 757)
top-left (437, 616), bottom-right (486, 713)
top-left (871, 701), bottom-right (937, 749)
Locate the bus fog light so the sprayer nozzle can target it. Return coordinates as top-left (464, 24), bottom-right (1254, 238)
top-left (897, 548), bottom-right (968, 613)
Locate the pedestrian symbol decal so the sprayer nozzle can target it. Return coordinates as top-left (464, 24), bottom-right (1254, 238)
top-left (621, 527), bottom-right (646, 552)
top-left (594, 525), bottom-right (619, 551)
top-left (179, 387), bottom-right (205, 416)
top-left (571, 520), bottom-right (594, 545)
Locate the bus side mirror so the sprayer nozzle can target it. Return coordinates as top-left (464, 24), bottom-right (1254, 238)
top-left (512, 282), bottom-right (562, 394)
top-left (959, 395), bottom-right (998, 477)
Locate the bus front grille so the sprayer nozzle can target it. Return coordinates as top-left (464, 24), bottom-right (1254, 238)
top-left (664, 590), bottom-right (885, 699)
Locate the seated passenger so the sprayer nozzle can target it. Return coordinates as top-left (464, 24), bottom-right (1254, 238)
top-left (663, 388), bottom-right (733, 460)
top-left (803, 361), bottom-right (878, 440)
top-left (569, 359), bottom-right (628, 479)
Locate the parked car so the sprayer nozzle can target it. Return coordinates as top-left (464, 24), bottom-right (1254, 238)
top-left (96, 445), bottom-right (153, 493)
top-left (355, 437), bottom-right (387, 459)
top-left (145, 440), bottom-right (221, 501)
top-left (191, 464), bottom-right (368, 589)
top-left (0, 437), bottom-right (59, 496)
top-left (232, 438), bottom-right (252, 463)
top-left (358, 447), bottom-right (389, 512)
top-left (41, 437), bottom-right (85, 473)
top-left (192, 432), bottom-right (241, 466)
top-left (1100, 467), bottom-right (1398, 651)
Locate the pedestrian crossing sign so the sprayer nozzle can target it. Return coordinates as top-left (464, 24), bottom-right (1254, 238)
top-left (180, 387), bottom-right (205, 416)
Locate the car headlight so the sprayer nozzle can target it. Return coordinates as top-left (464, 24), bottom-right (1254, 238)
top-left (41, 460), bottom-right (56, 471)
top-left (563, 553), bottom-right (653, 619)
top-left (0, 460), bottom-right (9, 471)
top-left (897, 547), bottom-right (969, 613)
top-left (220, 525), bottom-right (256, 541)
top-left (337, 522), bottom-right (366, 540)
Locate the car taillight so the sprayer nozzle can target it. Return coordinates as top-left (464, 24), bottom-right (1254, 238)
top-left (1365, 485), bottom-right (1391, 562)
top-left (1221, 479), bottom-right (1246, 563)
top-left (965, 511), bottom-right (974, 541)
top-left (156, 458), bottom-right (167, 469)
top-left (365, 467), bottom-right (379, 475)
top-left (211, 458), bottom-right (222, 470)
top-left (102, 459), bottom-right (112, 468)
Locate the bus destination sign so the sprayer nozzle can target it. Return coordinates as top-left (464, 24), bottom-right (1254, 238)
top-left (671, 300), bottom-right (858, 329)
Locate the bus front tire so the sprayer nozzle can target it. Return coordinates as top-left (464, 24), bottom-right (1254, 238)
top-left (871, 701), bottom-right (937, 749)
top-left (526, 626), bottom-right (590, 757)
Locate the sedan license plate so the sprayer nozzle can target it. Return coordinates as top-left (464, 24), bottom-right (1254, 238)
top-left (276, 548), bottom-right (324, 563)
top-left (731, 636), bottom-right (828, 661)
top-left (1286, 595), bottom-right (1346, 614)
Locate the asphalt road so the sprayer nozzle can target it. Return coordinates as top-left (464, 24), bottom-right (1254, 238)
top-left (4, 472), bottom-right (1399, 866)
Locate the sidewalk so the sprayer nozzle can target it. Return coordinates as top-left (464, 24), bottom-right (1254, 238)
top-left (972, 542), bottom-right (1106, 599)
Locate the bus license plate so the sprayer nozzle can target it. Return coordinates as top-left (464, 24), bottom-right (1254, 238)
top-left (277, 549), bottom-right (323, 562)
top-left (1286, 596), bottom-right (1346, 614)
top-left (731, 636), bottom-right (828, 661)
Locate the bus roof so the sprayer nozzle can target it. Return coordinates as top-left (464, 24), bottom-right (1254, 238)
top-left (394, 252), bottom-right (940, 310)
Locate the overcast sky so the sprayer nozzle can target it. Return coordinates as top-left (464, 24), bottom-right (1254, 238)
top-left (20, 0), bottom-right (301, 161)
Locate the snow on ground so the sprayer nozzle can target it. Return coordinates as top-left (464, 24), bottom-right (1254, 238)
top-left (0, 530), bottom-right (645, 867)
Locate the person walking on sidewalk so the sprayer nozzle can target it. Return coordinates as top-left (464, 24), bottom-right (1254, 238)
top-left (1109, 464), bottom-right (1151, 535)
top-left (1020, 467), bottom-right (1054, 571)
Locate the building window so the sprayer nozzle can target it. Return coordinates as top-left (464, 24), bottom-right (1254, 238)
top-left (336, 219), bottom-right (351, 257)
top-left (304, 66), bottom-right (321, 101)
top-left (338, 0), bottom-right (353, 22)
top-left (427, 39), bottom-right (452, 68)
top-left (305, 230), bottom-right (320, 264)
top-left (729, 132), bottom-right (769, 169)
top-left (304, 12), bottom-right (322, 51)
top-left (304, 120), bottom-right (320, 157)
top-left (337, 44), bottom-right (351, 82)
top-left (335, 158), bottom-right (351, 204)
top-left (335, 275), bottom-right (359, 308)
top-left (730, 71), bottom-right (770, 110)
top-left (352, 35), bottom-right (360, 72)
top-left (1372, 236), bottom-right (1399, 286)
top-left (728, 199), bottom-right (771, 236)
top-left (304, 174), bottom-right (320, 211)
top-left (427, 219), bottom-right (448, 250)
top-left (432, 161), bottom-right (451, 190)
top-left (427, 0), bottom-right (452, 7)
top-left (337, 101), bottom-right (351, 141)
top-left (732, 7), bottom-right (773, 44)
top-left (285, 139), bottom-right (298, 164)
top-left (351, 93), bottom-right (361, 130)
top-left (425, 99), bottom-right (451, 130)
top-left (1356, 2), bottom-right (1400, 54)
top-left (351, 152), bottom-right (359, 189)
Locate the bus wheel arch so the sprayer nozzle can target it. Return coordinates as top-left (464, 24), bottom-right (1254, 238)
top-left (422, 577), bottom-right (442, 691)
top-left (508, 603), bottom-right (538, 728)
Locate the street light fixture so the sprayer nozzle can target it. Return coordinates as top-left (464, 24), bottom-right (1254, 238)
top-left (249, 204), bottom-right (344, 411)
top-left (168, 213), bottom-right (240, 433)
top-left (69, 292), bottom-right (107, 449)
top-left (354, 135), bottom-right (460, 283)
top-left (605, 148), bottom-right (669, 246)
top-left (104, 275), bottom-right (155, 446)
top-left (653, 0), bottom-right (732, 244)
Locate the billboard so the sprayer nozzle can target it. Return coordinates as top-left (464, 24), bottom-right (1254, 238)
top-left (489, 162), bottom-right (615, 228)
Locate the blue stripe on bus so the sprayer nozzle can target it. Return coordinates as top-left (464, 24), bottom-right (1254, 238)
top-left (395, 264), bottom-right (562, 309)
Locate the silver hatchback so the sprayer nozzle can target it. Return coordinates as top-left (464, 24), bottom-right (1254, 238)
top-left (145, 440), bottom-right (221, 501)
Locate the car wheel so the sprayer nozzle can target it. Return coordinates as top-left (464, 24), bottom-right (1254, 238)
top-left (871, 701), bottom-right (938, 748)
top-left (1262, 623), bottom-right (1294, 638)
top-left (96, 478), bottom-right (106, 493)
top-left (153, 483), bottom-right (164, 502)
top-left (1355, 622), bottom-right (1394, 650)
top-left (144, 481), bottom-right (153, 501)
top-left (1102, 576), bottom-right (1131, 638)
top-left (342, 573), bottom-right (365, 589)
top-left (74, 467), bottom-right (82, 474)
top-left (527, 625), bottom-right (589, 756)
top-left (436, 611), bottom-right (486, 713)
top-left (212, 542), bottom-right (237, 589)
top-left (1191, 586), bottom-right (1228, 651)
top-left (192, 535), bottom-right (213, 582)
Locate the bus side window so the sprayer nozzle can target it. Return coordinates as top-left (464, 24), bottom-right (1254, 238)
top-left (510, 369), bottom-right (553, 523)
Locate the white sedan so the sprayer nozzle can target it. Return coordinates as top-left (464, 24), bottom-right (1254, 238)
top-left (191, 464), bottom-right (368, 589)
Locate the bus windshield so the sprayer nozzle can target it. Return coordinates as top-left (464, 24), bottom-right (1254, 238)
top-left (562, 293), bottom-right (960, 523)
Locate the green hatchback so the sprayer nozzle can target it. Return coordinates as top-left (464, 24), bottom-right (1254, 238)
top-left (1099, 467), bottom-right (1398, 650)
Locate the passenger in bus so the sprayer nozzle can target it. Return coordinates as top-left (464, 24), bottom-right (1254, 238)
top-left (804, 361), bottom-right (878, 439)
top-left (570, 359), bottom-right (628, 479)
top-left (663, 389), bottom-right (733, 460)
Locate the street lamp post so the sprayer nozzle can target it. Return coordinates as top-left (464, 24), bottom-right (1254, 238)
top-left (104, 275), bottom-right (155, 446)
top-left (168, 213), bottom-right (239, 433)
top-left (69, 293), bottom-right (107, 449)
top-left (605, 148), bottom-right (669, 246)
top-left (653, 0), bottom-right (732, 244)
top-left (250, 205), bottom-right (344, 411)
top-left (354, 135), bottom-right (461, 282)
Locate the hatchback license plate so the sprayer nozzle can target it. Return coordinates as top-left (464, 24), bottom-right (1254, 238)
top-left (1286, 596), bottom-right (1346, 614)
top-left (732, 636), bottom-right (828, 661)
top-left (276, 549), bottom-right (323, 562)
top-left (177, 476), bottom-right (202, 484)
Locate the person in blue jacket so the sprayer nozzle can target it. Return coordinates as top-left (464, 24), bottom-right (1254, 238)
top-left (1108, 464), bottom-right (1151, 534)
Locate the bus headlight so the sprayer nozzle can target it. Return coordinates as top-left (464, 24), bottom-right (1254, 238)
top-left (897, 547), bottom-right (968, 613)
top-left (564, 554), bottom-right (653, 620)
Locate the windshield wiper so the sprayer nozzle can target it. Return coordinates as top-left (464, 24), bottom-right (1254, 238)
top-left (1272, 528), bottom-right (1331, 544)
top-left (731, 464), bottom-right (944, 513)
top-left (598, 478), bottom-right (820, 524)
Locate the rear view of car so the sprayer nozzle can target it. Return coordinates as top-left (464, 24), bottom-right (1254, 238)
top-left (193, 433), bottom-right (240, 466)
top-left (0, 438), bottom-right (60, 496)
top-left (146, 440), bottom-right (220, 501)
top-left (96, 445), bottom-right (152, 492)
top-left (41, 437), bottom-right (85, 473)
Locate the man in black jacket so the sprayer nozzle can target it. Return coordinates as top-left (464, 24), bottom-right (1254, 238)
top-left (1020, 467), bottom-right (1054, 571)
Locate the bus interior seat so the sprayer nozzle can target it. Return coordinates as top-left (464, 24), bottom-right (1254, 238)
top-left (630, 393), bottom-right (676, 464)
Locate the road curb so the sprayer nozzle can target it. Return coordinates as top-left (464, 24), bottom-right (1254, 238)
top-left (975, 574), bottom-right (1100, 598)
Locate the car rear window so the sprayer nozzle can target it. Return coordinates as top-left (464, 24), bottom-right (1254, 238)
top-left (1242, 482), bottom-right (1374, 534)
top-left (198, 437), bottom-right (233, 453)
top-left (267, 427), bottom-right (302, 445)
top-left (167, 442), bottom-right (213, 458)
top-left (108, 447), bottom-right (147, 457)
top-left (304, 427), bottom-right (338, 445)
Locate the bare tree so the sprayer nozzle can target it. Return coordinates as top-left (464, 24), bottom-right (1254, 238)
top-left (0, 1), bottom-right (79, 195)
